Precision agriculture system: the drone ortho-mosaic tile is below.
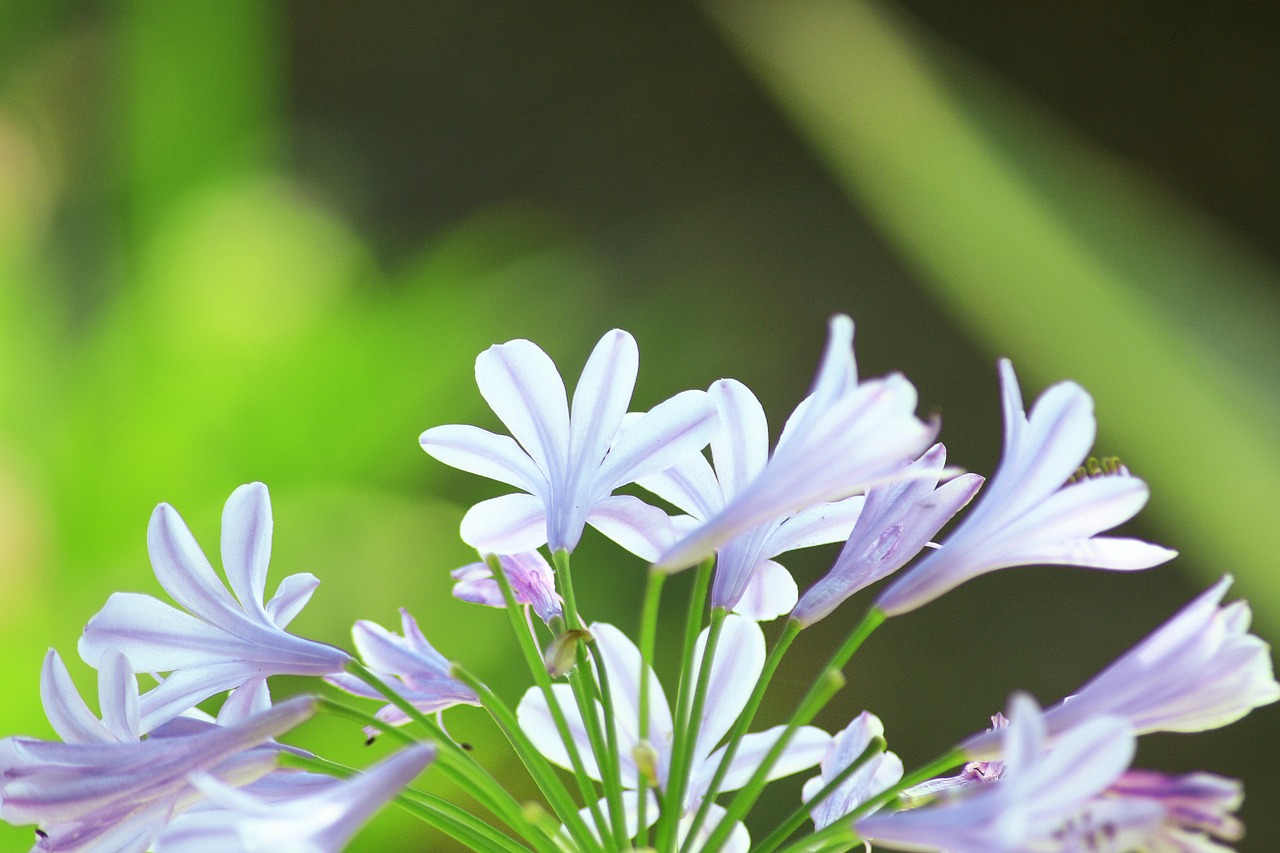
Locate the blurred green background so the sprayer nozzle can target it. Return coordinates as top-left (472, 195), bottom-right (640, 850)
top-left (1, 0), bottom-right (1277, 849)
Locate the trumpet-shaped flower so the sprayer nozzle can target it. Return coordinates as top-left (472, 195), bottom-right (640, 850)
top-left (516, 617), bottom-right (831, 848)
top-left (802, 712), bottom-right (903, 829)
top-left (0, 649), bottom-right (315, 853)
top-left (792, 444), bottom-right (982, 626)
top-left (154, 745), bottom-right (435, 853)
top-left (419, 329), bottom-right (718, 556)
top-left (966, 576), bottom-right (1280, 758)
top-left (78, 484), bottom-right (351, 727)
top-left (1101, 769), bottom-right (1243, 851)
top-left (876, 360), bottom-right (1176, 617)
top-left (655, 315), bottom-right (937, 574)
top-left (450, 551), bottom-right (563, 624)
top-left (857, 694), bottom-right (1146, 853)
top-left (326, 609), bottom-right (478, 730)
top-left (639, 378), bottom-right (867, 618)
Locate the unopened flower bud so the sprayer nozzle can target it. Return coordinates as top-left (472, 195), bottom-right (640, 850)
top-left (632, 740), bottom-right (660, 787)
top-left (543, 629), bottom-right (592, 678)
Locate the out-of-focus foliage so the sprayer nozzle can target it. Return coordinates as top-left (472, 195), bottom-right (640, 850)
top-left (0, 0), bottom-right (1275, 849)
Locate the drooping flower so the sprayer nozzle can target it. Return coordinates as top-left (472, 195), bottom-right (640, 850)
top-left (420, 329), bottom-right (718, 556)
top-left (901, 713), bottom-right (1007, 807)
top-left (875, 360), bottom-right (1176, 617)
top-left (0, 649), bottom-right (316, 853)
top-left (857, 693), bottom-right (1146, 853)
top-left (516, 617), bottom-right (831, 849)
top-left (801, 712), bottom-right (903, 830)
top-left (450, 551), bottom-right (563, 624)
top-left (654, 315), bottom-right (937, 575)
top-left (154, 745), bottom-right (436, 853)
top-left (638, 378), bottom-right (867, 619)
top-left (966, 576), bottom-right (1280, 759)
top-left (1101, 769), bottom-right (1243, 851)
top-left (326, 609), bottom-right (479, 731)
top-left (78, 483), bottom-right (350, 728)
top-left (791, 444), bottom-right (982, 627)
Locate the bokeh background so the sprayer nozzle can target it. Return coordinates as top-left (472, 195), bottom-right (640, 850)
top-left (1, 0), bottom-right (1277, 849)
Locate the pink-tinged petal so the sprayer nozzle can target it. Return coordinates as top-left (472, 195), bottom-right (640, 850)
top-left (475, 338), bottom-right (570, 483)
top-left (216, 678), bottom-right (272, 726)
top-left (98, 650), bottom-right (141, 743)
top-left (169, 745), bottom-right (435, 853)
top-left (220, 482), bottom-right (273, 621)
top-left (701, 725), bottom-right (830, 796)
top-left (1003, 536), bottom-right (1177, 572)
top-left (40, 651), bottom-right (114, 745)
top-left (592, 389), bottom-right (718, 495)
top-left (761, 495), bottom-right (865, 557)
top-left (707, 379), bottom-right (770, 501)
top-left (636, 450), bottom-right (723, 520)
top-left (795, 457), bottom-right (982, 626)
top-left (568, 330), bottom-right (639, 492)
top-left (732, 560), bottom-right (797, 622)
top-left (80, 593), bottom-right (255, 671)
top-left (984, 361), bottom-right (1096, 517)
top-left (265, 573), bottom-right (321, 628)
top-left (459, 492), bottom-right (549, 553)
top-left (516, 684), bottom-right (602, 781)
top-left (995, 473), bottom-right (1150, 550)
top-left (689, 616), bottom-right (765, 769)
top-left (139, 663), bottom-right (269, 732)
top-left (418, 423), bottom-right (547, 495)
top-left (586, 494), bottom-right (677, 562)
top-left (148, 504), bottom-right (247, 633)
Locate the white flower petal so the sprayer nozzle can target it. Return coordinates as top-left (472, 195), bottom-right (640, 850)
top-left (516, 684), bottom-right (601, 781)
top-left (568, 330), bottom-right (639, 492)
top-left (40, 651), bottom-right (114, 745)
top-left (220, 482), bottom-right (274, 622)
top-left (586, 494), bottom-right (676, 562)
top-left (707, 379), bottom-right (770, 501)
top-left (148, 504), bottom-right (247, 633)
top-left (419, 424), bottom-right (548, 494)
top-left (459, 493), bottom-right (549, 553)
top-left (690, 615), bottom-right (765, 768)
top-left (592, 389), bottom-right (718, 495)
top-left (475, 338), bottom-right (570, 482)
top-left (731, 560), bottom-right (798, 622)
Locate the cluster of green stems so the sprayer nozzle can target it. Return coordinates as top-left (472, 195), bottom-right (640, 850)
top-left (319, 553), bottom-right (967, 852)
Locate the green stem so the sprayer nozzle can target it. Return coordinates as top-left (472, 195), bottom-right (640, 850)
top-left (554, 549), bottom-right (629, 848)
top-left (774, 826), bottom-right (862, 853)
top-left (846, 747), bottom-right (966, 820)
top-left (487, 553), bottom-right (608, 850)
top-left (660, 607), bottom-right (726, 853)
top-left (751, 736), bottom-right (885, 853)
top-left (699, 608), bottom-right (886, 853)
top-left (634, 568), bottom-right (667, 848)
top-left (316, 695), bottom-right (420, 747)
top-left (653, 557), bottom-right (715, 851)
top-left (677, 618), bottom-right (801, 850)
top-left (343, 662), bottom-right (556, 852)
top-left (279, 752), bottom-right (530, 853)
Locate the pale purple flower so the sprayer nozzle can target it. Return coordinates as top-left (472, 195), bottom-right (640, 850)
top-left (801, 712), bottom-right (903, 829)
top-left (655, 315), bottom-right (937, 574)
top-left (154, 745), bottom-right (435, 852)
top-left (876, 359), bottom-right (1176, 617)
top-left (857, 693), bottom-right (1143, 853)
top-left (78, 483), bottom-right (351, 726)
top-left (0, 649), bottom-right (315, 853)
top-left (451, 551), bottom-right (563, 624)
top-left (326, 609), bottom-right (478, 730)
top-left (792, 444), bottom-right (982, 626)
top-left (967, 576), bottom-right (1280, 758)
top-left (638, 378), bottom-right (867, 619)
top-left (419, 329), bottom-right (718, 556)
top-left (1102, 769), bottom-right (1243, 851)
top-left (901, 713), bottom-right (1007, 806)
top-left (517, 617), bottom-right (831, 849)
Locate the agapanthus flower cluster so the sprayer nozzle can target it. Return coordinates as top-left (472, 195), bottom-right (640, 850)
top-left (2, 316), bottom-right (1274, 852)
